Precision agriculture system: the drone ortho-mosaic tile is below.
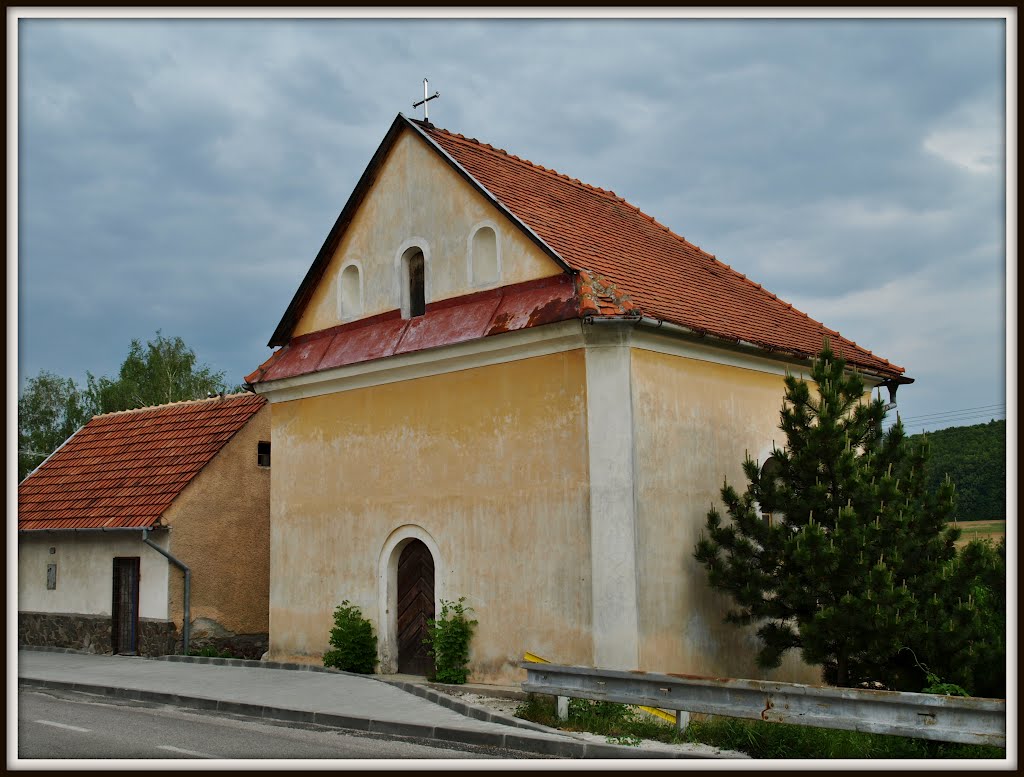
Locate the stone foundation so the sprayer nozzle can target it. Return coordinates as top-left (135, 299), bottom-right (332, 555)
top-left (140, 619), bottom-right (178, 656)
top-left (19, 611), bottom-right (177, 657)
top-left (187, 617), bottom-right (268, 659)
top-left (19, 611), bottom-right (113, 654)
top-left (18, 611), bottom-right (267, 659)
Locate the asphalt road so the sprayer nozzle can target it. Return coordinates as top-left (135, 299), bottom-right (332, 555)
top-left (17, 687), bottom-right (547, 760)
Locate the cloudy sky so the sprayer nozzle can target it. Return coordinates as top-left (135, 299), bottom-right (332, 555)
top-left (14, 13), bottom-right (1010, 435)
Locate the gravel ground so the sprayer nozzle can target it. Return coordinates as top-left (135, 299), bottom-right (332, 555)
top-left (428, 687), bottom-right (749, 759)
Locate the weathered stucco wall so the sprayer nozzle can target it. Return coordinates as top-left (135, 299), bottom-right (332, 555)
top-left (18, 531), bottom-right (170, 619)
top-left (267, 351), bottom-right (591, 684)
top-left (293, 127), bottom-right (562, 336)
top-left (162, 404), bottom-right (271, 647)
top-left (630, 347), bottom-right (822, 684)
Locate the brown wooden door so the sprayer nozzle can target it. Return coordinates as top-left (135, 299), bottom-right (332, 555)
top-left (111, 557), bottom-right (140, 655)
top-left (397, 540), bottom-right (435, 676)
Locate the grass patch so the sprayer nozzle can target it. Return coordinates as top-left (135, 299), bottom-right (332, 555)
top-left (951, 519), bottom-right (1005, 548)
top-left (514, 695), bottom-right (1004, 759)
top-left (514, 695), bottom-right (685, 746)
top-left (683, 715), bottom-right (1003, 759)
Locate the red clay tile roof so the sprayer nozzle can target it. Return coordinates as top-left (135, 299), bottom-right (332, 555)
top-left (416, 120), bottom-right (903, 377)
top-left (18, 393), bottom-right (266, 532)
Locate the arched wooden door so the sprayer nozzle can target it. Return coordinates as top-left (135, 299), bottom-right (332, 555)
top-left (397, 540), bottom-right (435, 676)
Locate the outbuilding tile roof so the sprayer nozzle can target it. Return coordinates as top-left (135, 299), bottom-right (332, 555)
top-left (18, 393), bottom-right (266, 531)
top-left (417, 120), bottom-right (902, 377)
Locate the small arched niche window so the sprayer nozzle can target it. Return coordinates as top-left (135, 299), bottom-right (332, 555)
top-left (470, 225), bottom-right (499, 285)
top-left (402, 248), bottom-right (426, 318)
top-left (339, 263), bottom-right (363, 319)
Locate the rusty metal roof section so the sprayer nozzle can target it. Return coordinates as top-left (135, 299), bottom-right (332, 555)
top-left (246, 275), bottom-right (577, 385)
top-left (18, 393), bottom-right (266, 532)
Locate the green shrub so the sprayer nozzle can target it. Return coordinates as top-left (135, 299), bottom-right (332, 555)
top-left (423, 597), bottom-right (477, 684)
top-left (322, 600), bottom-right (378, 674)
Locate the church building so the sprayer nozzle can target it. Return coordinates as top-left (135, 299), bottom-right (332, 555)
top-left (245, 113), bottom-right (908, 685)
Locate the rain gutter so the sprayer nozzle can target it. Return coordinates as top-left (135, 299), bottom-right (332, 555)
top-left (141, 528), bottom-right (191, 655)
top-left (582, 313), bottom-right (910, 385)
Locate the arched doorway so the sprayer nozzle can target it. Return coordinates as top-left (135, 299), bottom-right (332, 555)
top-left (397, 539), bottom-right (435, 675)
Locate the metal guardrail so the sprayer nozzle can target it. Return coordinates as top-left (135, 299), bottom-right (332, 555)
top-left (521, 662), bottom-right (1006, 748)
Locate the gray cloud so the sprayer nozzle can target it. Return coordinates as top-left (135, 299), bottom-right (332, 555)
top-left (16, 17), bottom-right (1006, 427)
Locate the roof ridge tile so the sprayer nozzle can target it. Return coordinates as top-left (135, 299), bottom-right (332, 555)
top-left (92, 392), bottom-right (261, 419)
top-left (610, 195), bottom-right (716, 255)
top-left (425, 124), bottom-right (624, 203)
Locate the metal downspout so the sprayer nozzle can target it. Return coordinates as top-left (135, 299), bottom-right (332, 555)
top-left (142, 529), bottom-right (191, 655)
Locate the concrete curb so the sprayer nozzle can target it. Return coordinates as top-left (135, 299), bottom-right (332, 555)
top-left (17, 675), bottom-right (710, 759)
top-left (377, 679), bottom-right (553, 735)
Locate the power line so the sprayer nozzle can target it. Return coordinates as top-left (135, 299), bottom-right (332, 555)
top-left (899, 410), bottom-right (1005, 425)
top-left (899, 408), bottom-right (1005, 424)
top-left (900, 414), bottom-right (1006, 433)
top-left (899, 414), bottom-right (1006, 429)
top-left (899, 403), bottom-right (1005, 422)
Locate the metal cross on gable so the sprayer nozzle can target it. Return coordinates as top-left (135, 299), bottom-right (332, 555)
top-left (412, 78), bottom-right (440, 122)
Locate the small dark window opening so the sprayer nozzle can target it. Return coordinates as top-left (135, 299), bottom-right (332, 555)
top-left (408, 250), bottom-right (426, 317)
top-left (47, 563), bottom-right (57, 590)
top-left (257, 441), bottom-right (271, 468)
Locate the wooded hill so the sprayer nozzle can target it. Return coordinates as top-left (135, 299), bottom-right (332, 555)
top-left (910, 419), bottom-right (1006, 522)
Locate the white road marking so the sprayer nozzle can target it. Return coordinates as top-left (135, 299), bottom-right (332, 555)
top-left (34, 720), bottom-right (90, 733)
top-left (155, 745), bottom-right (219, 759)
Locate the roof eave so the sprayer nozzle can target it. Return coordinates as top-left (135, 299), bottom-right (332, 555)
top-left (19, 424), bottom-right (85, 485)
top-left (17, 525), bottom-right (161, 534)
top-left (628, 314), bottom-right (909, 382)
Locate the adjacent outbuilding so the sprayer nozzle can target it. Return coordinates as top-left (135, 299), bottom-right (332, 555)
top-left (18, 392), bottom-right (270, 658)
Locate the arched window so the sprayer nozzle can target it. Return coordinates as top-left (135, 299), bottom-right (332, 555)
top-left (470, 225), bottom-right (499, 285)
top-left (402, 248), bottom-right (426, 318)
top-left (339, 263), bottom-right (362, 319)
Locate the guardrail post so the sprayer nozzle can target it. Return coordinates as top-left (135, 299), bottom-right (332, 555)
top-left (556, 695), bottom-right (569, 721)
top-left (675, 709), bottom-right (689, 734)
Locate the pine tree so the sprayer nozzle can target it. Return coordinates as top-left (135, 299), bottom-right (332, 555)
top-left (694, 341), bottom-right (960, 688)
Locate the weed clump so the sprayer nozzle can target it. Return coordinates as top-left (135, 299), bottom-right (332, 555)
top-left (424, 597), bottom-right (477, 684)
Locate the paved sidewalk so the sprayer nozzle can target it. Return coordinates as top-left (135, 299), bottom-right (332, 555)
top-left (16, 649), bottom-right (713, 759)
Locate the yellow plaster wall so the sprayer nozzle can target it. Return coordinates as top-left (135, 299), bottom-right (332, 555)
top-left (267, 351), bottom-right (591, 684)
top-left (162, 405), bottom-right (271, 638)
top-left (293, 128), bottom-right (563, 336)
top-left (630, 348), bottom-right (821, 684)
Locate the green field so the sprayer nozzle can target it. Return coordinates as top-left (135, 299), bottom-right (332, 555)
top-left (951, 519), bottom-right (1005, 548)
